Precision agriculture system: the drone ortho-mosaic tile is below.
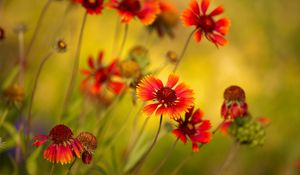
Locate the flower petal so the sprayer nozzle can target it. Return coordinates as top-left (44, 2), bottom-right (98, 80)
top-left (143, 103), bottom-right (159, 116)
top-left (209, 5), bottom-right (224, 16)
top-left (166, 74), bottom-right (179, 88)
top-left (172, 129), bottom-right (187, 143)
top-left (194, 29), bottom-right (202, 42)
top-left (201, 0), bottom-right (210, 15)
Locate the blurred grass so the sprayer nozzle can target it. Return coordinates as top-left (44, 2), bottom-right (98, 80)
top-left (1, 0), bottom-right (300, 174)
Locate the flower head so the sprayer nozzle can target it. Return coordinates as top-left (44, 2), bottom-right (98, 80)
top-left (108, 0), bottom-right (160, 25)
top-left (77, 132), bottom-right (97, 164)
top-left (0, 27), bottom-right (4, 41)
top-left (74, 0), bottom-right (104, 15)
top-left (181, 0), bottom-right (230, 47)
top-left (221, 85), bottom-right (248, 120)
top-left (55, 39), bottom-right (67, 53)
top-left (2, 84), bottom-right (24, 107)
top-left (148, 0), bottom-right (179, 38)
top-left (136, 74), bottom-right (194, 119)
top-left (172, 107), bottom-right (212, 151)
top-left (33, 124), bottom-right (84, 164)
top-left (80, 51), bottom-right (125, 95)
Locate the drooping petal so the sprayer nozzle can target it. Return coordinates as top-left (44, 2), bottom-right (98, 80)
top-left (192, 142), bottom-right (199, 152)
top-left (88, 56), bottom-right (95, 69)
top-left (206, 33), bottom-right (228, 47)
top-left (194, 29), bottom-right (202, 42)
top-left (138, 1), bottom-right (160, 25)
top-left (172, 129), bottom-right (187, 143)
top-left (107, 81), bottom-right (125, 94)
top-left (97, 51), bottom-right (104, 67)
top-left (197, 120), bottom-right (211, 131)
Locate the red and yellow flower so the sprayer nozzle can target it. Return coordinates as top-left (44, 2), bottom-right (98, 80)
top-left (181, 0), bottom-right (230, 47)
top-left (74, 0), bottom-right (104, 15)
top-left (80, 51), bottom-right (125, 95)
top-left (108, 0), bottom-right (160, 25)
top-left (172, 107), bottom-right (212, 151)
top-left (136, 74), bottom-right (194, 119)
top-left (33, 124), bottom-right (84, 164)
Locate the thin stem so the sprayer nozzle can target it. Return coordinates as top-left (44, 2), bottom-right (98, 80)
top-left (0, 109), bottom-right (8, 127)
top-left (26, 51), bottom-right (54, 147)
top-left (111, 16), bottom-right (121, 57)
top-left (25, 0), bottom-right (52, 59)
top-left (172, 29), bottom-right (197, 73)
top-left (130, 115), bottom-right (163, 174)
top-left (60, 12), bottom-right (88, 120)
top-left (212, 119), bottom-right (226, 135)
top-left (170, 152), bottom-right (194, 175)
top-left (215, 141), bottom-right (239, 175)
top-left (151, 138), bottom-right (179, 175)
top-left (118, 24), bottom-right (129, 57)
top-left (17, 29), bottom-right (25, 85)
top-left (64, 159), bottom-right (76, 175)
top-left (50, 163), bottom-right (55, 175)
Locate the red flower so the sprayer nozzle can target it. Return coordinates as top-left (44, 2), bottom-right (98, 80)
top-left (221, 85), bottom-right (248, 119)
top-left (148, 0), bottom-right (179, 38)
top-left (172, 107), bottom-right (212, 152)
top-left (33, 124), bottom-right (84, 164)
top-left (74, 0), bottom-right (104, 15)
top-left (80, 51), bottom-right (125, 95)
top-left (136, 74), bottom-right (194, 119)
top-left (108, 0), bottom-right (160, 25)
top-left (297, 161), bottom-right (300, 168)
top-left (181, 0), bottom-right (230, 47)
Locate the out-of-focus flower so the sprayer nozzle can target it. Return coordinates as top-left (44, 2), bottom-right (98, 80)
top-left (172, 107), bottom-right (211, 151)
top-left (256, 117), bottom-right (271, 126)
top-left (2, 84), bottom-right (25, 107)
top-left (296, 161), bottom-right (300, 168)
top-left (119, 59), bottom-right (141, 79)
top-left (55, 39), bottom-right (67, 53)
top-left (73, 0), bottom-right (104, 15)
top-left (221, 85), bottom-right (248, 120)
top-left (108, 0), bottom-right (160, 25)
top-left (33, 124), bottom-right (84, 164)
top-left (181, 0), bottom-right (230, 47)
top-left (77, 132), bottom-right (97, 164)
top-left (148, 0), bottom-right (179, 38)
top-left (166, 51), bottom-right (178, 64)
top-left (0, 27), bottom-right (5, 41)
top-left (80, 51), bottom-right (125, 95)
top-left (136, 74), bottom-right (194, 119)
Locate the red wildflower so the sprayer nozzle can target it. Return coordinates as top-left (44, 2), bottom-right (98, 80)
top-left (221, 85), bottom-right (248, 119)
top-left (149, 0), bottom-right (179, 38)
top-left (74, 0), bottom-right (104, 15)
top-left (220, 120), bottom-right (232, 135)
top-left (33, 124), bottom-right (84, 164)
top-left (172, 107), bottom-right (212, 151)
top-left (77, 132), bottom-right (97, 164)
top-left (181, 0), bottom-right (230, 47)
top-left (136, 74), bottom-right (194, 119)
top-left (297, 161), bottom-right (300, 168)
top-left (80, 51), bottom-right (125, 95)
top-left (256, 117), bottom-right (271, 126)
top-left (108, 0), bottom-right (160, 25)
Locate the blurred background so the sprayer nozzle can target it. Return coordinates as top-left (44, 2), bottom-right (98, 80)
top-left (1, 0), bottom-right (300, 174)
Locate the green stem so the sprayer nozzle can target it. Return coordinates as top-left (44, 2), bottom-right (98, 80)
top-left (50, 163), bottom-right (55, 175)
top-left (215, 141), bottom-right (240, 175)
top-left (17, 29), bottom-right (25, 85)
top-left (172, 29), bottom-right (197, 73)
top-left (25, 0), bottom-right (52, 59)
top-left (26, 51), bottom-right (54, 148)
top-left (60, 12), bottom-right (88, 120)
top-left (118, 24), bottom-right (128, 57)
top-left (151, 138), bottom-right (179, 175)
top-left (64, 159), bottom-right (76, 175)
top-left (0, 109), bottom-right (8, 127)
top-left (130, 115), bottom-right (163, 174)
top-left (111, 16), bottom-right (121, 57)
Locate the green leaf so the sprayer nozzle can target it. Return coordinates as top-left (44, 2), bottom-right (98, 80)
top-left (26, 146), bottom-right (42, 175)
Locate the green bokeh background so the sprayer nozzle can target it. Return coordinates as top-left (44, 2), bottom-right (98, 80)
top-left (1, 0), bottom-right (300, 174)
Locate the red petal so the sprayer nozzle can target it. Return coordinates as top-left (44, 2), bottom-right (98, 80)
top-left (138, 1), bottom-right (160, 25)
top-left (190, 132), bottom-right (211, 143)
top-left (191, 109), bottom-right (203, 123)
top-left (209, 6), bottom-right (224, 16)
top-left (80, 69), bottom-right (91, 75)
top-left (194, 29), bottom-right (202, 42)
top-left (181, 9), bottom-right (199, 26)
top-left (192, 142), bottom-right (199, 152)
top-left (143, 103), bottom-right (159, 116)
top-left (207, 33), bottom-right (228, 47)
top-left (172, 129), bottom-right (187, 143)
top-left (256, 117), bottom-right (270, 126)
top-left (166, 74), bottom-right (179, 88)
top-left (97, 51), bottom-right (104, 67)
top-left (197, 120), bottom-right (211, 131)
top-left (88, 56), bottom-right (95, 69)
top-left (201, 0), bottom-right (210, 15)
top-left (108, 81), bottom-right (125, 94)
top-left (220, 121), bottom-right (232, 135)
top-left (189, 0), bottom-right (200, 15)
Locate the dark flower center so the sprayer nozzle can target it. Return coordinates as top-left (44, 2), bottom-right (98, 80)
top-left (119, 0), bottom-right (141, 14)
top-left (156, 87), bottom-right (177, 106)
top-left (0, 28), bottom-right (4, 40)
top-left (95, 69), bottom-right (109, 83)
top-left (83, 0), bottom-right (102, 9)
top-left (224, 85), bottom-right (246, 102)
top-left (198, 16), bottom-right (215, 33)
top-left (49, 124), bottom-right (73, 144)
